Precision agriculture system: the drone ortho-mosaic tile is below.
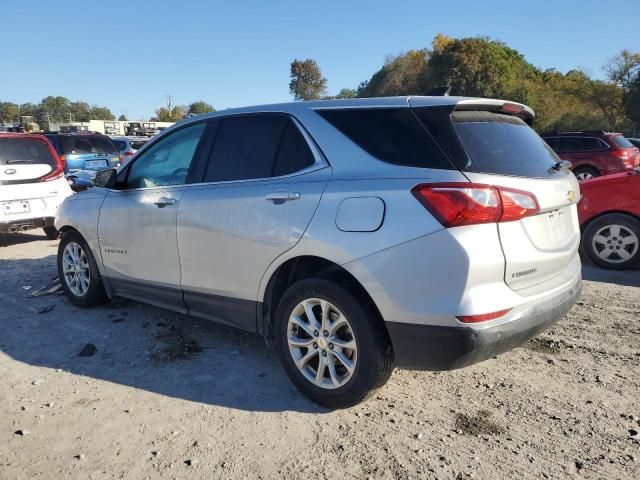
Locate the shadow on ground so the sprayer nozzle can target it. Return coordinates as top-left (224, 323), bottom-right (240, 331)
top-left (0, 254), bottom-right (323, 414)
top-left (0, 232), bottom-right (50, 247)
top-left (581, 264), bottom-right (640, 288)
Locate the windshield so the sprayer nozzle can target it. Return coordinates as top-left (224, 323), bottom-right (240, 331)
top-left (61, 135), bottom-right (118, 155)
top-left (0, 138), bottom-right (56, 167)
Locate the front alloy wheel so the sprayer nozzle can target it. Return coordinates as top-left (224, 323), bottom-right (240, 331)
top-left (287, 298), bottom-right (357, 389)
top-left (61, 242), bottom-right (91, 296)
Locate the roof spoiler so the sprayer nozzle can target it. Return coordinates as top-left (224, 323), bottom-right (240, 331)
top-left (455, 99), bottom-right (535, 125)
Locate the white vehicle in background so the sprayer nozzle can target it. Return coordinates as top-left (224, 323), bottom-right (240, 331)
top-left (0, 133), bottom-right (72, 238)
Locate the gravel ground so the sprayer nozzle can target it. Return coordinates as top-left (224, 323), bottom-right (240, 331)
top-left (0, 232), bottom-right (638, 480)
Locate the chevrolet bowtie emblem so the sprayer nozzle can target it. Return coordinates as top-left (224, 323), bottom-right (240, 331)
top-left (566, 190), bottom-right (576, 202)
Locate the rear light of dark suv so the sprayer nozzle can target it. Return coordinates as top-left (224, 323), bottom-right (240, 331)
top-left (411, 183), bottom-right (540, 228)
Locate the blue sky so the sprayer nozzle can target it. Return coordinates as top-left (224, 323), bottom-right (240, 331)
top-left (2, 0), bottom-right (638, 119)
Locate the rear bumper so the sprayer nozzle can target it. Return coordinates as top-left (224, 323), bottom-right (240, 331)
top-left (386, 275), bottom-right (582, 370)
top-left (0, 217), bottom-right (55, 233)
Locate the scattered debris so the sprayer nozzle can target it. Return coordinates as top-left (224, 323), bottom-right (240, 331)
top-left (629, 429), bottom-right (639, 442)
top-left (184, 459), bottom-right (197, 466)
top-left (14, 429), bottom-right (30, 436)
top-left (37, 304), bottom-right (55, 314)
top-left (30, 282), bottom-right (62, 297)
top-left (455, 410), bottom-right (505, 436)
top-left (78, 343), bottom-right (97, 357)
top-left (149, 327), bottom-right (203, 364)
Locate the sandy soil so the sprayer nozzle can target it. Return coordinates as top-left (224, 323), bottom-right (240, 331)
top-left (0, 232), bottom-right (638, 480)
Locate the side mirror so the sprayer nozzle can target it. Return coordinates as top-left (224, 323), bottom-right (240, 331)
top-left (67, 173), bottom-right (94, 192)
top-left (92, 168), bottom-right (117, 189)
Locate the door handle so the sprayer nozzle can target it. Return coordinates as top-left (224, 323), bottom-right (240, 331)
top-left (265, 191), bottom-right (301, 203)
top-left (154, 197), bottom-right (177, 208)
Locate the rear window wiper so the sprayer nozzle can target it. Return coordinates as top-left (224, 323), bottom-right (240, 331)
top-left (549, 160), bottom-right (571, 173)
top-left (5, 159), bottom-right (34, 164)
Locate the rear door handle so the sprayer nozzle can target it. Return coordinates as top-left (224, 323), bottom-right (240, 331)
top-left (265, 191), bottom-right (301, 203)
top-left (154, 197), bottom-right (177, 208)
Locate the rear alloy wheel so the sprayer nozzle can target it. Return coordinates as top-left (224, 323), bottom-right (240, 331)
top-left (573, 166), bottom-right (599, 182)
top-left (57, 231), bottom-right (108, 307)
top-left (276, 278), bottom-right (394, 408)
top-left (582, 214), bottom-right (640, 270)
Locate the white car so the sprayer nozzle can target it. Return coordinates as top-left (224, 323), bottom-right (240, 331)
top-left (0, 133), bottom-right (72, 238)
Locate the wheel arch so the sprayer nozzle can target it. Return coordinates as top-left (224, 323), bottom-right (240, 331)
top-left (580, 210), bottom-right (640, 233)
top-left (259, 255), bottom-right (388, 345)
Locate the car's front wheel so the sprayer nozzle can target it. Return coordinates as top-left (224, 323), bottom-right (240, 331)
top-left (582, 213), bottom-right (640, 270)
top-left (57, 231), bottom-right (108, 307)
top-left (275, 278), bottom-right (394, 408)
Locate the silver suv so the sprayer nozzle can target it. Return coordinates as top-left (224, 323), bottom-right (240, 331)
top-left (55, 97), bottom-right (582, 408)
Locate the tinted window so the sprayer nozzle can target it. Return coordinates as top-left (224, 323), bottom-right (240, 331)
top-left (273, 120), bottom-right (315, 177)
top-left (113, 140), bottom-right (127, 150)
top-left (451, 111), bottom-right (559, 178)
top-left (628, 138), bottom-right (640, 148)
top-left (317, 108), bottom-right (453, 169)
top-left (204, 115), bottom-right (287, 182)
top-left (555, 137), bottom-right (584, 153)
top-left (130, 140), bottom-right (148, 150)
top-left (611, 135), bottom-right (634, 148)
top-left (61, 135), bottom-right (118, 155)
top-left (0, 138), bottom-right (56, 167)
top-left (126, 122), bottom-right (206, 189)
top-left (580, 137), bottom-right (605, 151)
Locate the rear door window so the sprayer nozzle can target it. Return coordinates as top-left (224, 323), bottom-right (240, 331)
top-left (272, 120), bottom-right (315, 177)
top-left (448, 111), bottom-right (559, 178)
top-left (317, 108), bottom-right (453, 170)
top-left (113, 140), bottom-right (127, 150)
top-left (203, 115), bottom-right (288, 182)
top-left (0, 138), bottom-right (56, 168)
top-left (61, 135), bottom-right (119, 155)
top-left (580, 137), bottom-right (607, 151)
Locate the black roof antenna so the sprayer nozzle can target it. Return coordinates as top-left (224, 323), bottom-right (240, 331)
top-left (424, 86), bottom-right (451, 96)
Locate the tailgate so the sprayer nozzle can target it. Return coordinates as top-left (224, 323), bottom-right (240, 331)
top-left (414, 105), bottom-right (582, 293)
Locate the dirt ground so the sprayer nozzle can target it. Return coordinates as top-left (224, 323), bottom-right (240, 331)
top-left (0, 232), bottom-right (638, 480)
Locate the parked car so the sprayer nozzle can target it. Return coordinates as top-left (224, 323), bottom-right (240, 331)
top-left (44, 132), bottom-right (121, 172)
top-left (542, 131), bottom-right (640, 181)
top-left (578, 169), bottom-right (640, 269)
top-left (0, 133), bottom-right (72, 238)
top-left (55, 97), bottom-right (582, 407)
top-left (110, 136), bottom-right (150, 165)
top-left (627, 138), bottom-right (640, 148)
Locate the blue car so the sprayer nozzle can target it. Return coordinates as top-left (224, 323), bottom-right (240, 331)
top-left (45, 133), bottom-right (121, 172)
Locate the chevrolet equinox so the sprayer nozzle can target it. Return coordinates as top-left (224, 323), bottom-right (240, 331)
top-left (56, 96), bottom-right (582, 408)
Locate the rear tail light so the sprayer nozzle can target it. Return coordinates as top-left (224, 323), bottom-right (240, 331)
top-left (411, 183), bottom-right (540, 227)
top-left (125, 151), bottom-right (133, 157)
top-left (612, 149), bottom-right (634, 168)
top-left (457, 308), bottom-right (512, 323)
top-left (41, 153), bottom-right (65, 182)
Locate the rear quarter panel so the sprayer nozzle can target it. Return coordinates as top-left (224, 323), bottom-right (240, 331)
top-left (578, 173), bottom-right (640, 225)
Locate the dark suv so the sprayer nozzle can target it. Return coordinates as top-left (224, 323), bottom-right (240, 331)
top-left (542, 131), bottom-right (640, 181)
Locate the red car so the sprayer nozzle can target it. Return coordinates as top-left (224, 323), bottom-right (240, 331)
top-left (543, 131), bottom-right (640, 181)
top-left (578, 169), bottom-right (640, 269)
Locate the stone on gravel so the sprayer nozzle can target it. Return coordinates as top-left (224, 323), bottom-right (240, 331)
top-left (37, 304), bottom-right (55, 314)
top-left (14, 429), bottom-right (30, 436)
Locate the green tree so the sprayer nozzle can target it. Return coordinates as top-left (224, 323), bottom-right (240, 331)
top-left (289, 59), bottom-right (327, 100)
top-left (426, 36), bottom-right (537, 98)
top-left (118, 114), bottom-right (127, 121)
top-left (0, 102), bottom-right (19, 123)
top-left (187, 100), bottom-right (215, 116)
top-left (358, 50), bottom-right (429, 97)
top-left (154, 105), bottom-right (188, 122)
top-left (335, 88), bottom-right (358, 99)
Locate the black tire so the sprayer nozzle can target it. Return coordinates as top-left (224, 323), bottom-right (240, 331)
top-left (582, 213), bottom-right (640, 270)
top-left (57, 230), bottom-right (108, 307)
top-left (43, 226), bottom-right (59, 240)
top-left (275, 278), bottom-right (394, 409)
top-left (573, 166), bottom-right (599, 182)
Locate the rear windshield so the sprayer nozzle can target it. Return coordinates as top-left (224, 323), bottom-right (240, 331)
top-left (611, 135), bottom-right (634, 148)
top-left (316, 108), bottom-right (454, 170)
top-left (130, 140), bottom-right (148, 150)
top-left (0, 138), bottom-right (56, 167)
top-left (451, 111), bottom-right (559, 178)
top-left (60, 135), bottom-right (118, 155)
